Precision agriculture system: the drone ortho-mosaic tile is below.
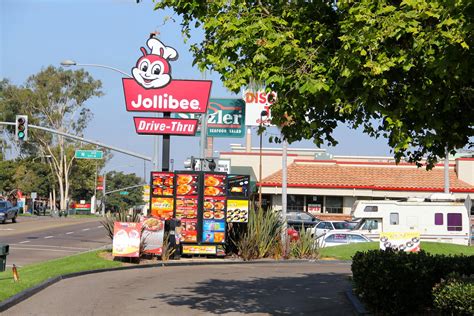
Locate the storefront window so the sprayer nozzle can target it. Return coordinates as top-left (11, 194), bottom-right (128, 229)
top-left (306, 195), bottom-right (323, 215)
top-left (325, 196), bottom-right (343, 213)
top-left (288, 194), bottom-right (305, 212)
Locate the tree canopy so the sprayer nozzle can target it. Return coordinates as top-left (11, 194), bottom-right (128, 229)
top-left (104, 171), bottom-right (144, 213)
top-left (0, 66), bottom-right (104, 209)
top-left (155, 0), bottom-right (473, 167)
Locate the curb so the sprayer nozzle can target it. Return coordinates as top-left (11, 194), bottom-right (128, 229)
top-left (0, 258), bottom-right (351, 312)
top-left (345, 289), bottom-right (370, 315)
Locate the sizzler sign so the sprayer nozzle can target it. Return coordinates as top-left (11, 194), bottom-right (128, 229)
top-left (124, 35), bottom-right (212, 135)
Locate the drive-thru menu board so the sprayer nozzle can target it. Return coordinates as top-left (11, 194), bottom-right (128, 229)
top-left (150, 172), bottom-right (175, 219)
top-left (202, 173), bottom-right (227, 244)
top-left (226, 175), bottom-right (250, 223)
top-left (175, 173), bottom-right (199, 243)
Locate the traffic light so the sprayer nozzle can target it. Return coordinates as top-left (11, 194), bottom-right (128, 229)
top-left (15, 115), bottom-right (28, 141)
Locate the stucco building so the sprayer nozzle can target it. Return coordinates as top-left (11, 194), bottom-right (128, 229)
top-left (219, 144), bottom-right (474, 220)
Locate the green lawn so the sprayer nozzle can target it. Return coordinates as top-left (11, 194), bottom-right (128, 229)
top-left (0, 250), bottom-right (122, 302)
top-left (319, 242), bottom-right (474, 260)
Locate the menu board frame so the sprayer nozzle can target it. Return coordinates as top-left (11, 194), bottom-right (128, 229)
top-left (202, 172), bottom-right (228, 245)
top-left (174, 171), bottom-right (201, 244)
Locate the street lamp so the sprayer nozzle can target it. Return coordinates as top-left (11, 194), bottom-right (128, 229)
top-left (60, 59), bottom-right (159, 171)
top-left (60, 60), bottom-right (132, 78)
top-left (258, 110), bottom-right (268, 210)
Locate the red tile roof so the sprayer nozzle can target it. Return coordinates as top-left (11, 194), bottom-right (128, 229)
top-left (260, 161), bottom-right (474, 192)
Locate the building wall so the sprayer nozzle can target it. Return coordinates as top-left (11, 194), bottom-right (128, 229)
top-left (456, 158), bottom-right (474, 185)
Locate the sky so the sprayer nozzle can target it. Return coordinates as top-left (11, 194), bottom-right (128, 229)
top-left (1, 0), bottom-right (393, 178)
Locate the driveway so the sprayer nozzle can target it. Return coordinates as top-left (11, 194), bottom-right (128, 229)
top-left (3, 261), bottom-right (353, 315)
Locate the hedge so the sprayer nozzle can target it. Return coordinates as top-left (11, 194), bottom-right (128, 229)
top-left (351, 249), bottom-right (474, 315)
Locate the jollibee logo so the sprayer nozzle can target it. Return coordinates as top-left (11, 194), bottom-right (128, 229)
top-left (132, 35), bottom-right (178, 89)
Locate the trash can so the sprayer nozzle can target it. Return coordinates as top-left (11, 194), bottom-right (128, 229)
top-left (0, 244), bottom-right (9, 272)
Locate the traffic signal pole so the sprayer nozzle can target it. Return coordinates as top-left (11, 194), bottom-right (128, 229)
top-left (0, 121), bottom-right (152, 161)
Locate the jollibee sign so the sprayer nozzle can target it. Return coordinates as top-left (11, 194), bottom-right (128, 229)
top-left (123, 36), bottom-right (212, 135)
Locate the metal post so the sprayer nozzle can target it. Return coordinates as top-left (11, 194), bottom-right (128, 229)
top-left (258, 111), bottom-right (268, 209)
top-left (444, 145), bottom-right (450, 194)
top-left (161, 113), bottom-right (171, 171)
top-left (102, 173), bottom-right (106, 216)
top-left (281, 138), bottom-right (288, 254)
top-left (93, 161), bottom-right (98, 213)
top-left (200, 113), bottom-right (208, 159)
top-left (259, 125), bottom-right (263, 209)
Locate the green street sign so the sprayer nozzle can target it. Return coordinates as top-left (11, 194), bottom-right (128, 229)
top-left (119, 191), bottom-right (129, 195)
top-left (75, 150), bottom-right (103, 160)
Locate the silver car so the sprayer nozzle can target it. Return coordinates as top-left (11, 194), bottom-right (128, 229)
top-left (317, 231), bottom-right (371, 248)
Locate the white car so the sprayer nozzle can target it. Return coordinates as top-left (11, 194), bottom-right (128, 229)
top-left (316, 231), bottom-right (371, 248)
top-left (312, 220), bottom-right (356, 237)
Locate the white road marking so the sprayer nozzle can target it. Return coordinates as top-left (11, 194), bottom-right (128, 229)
top-left (9, 247), bottom-right (78, 253)
top-left (18, 240), bottom-right (30, 244)
top-left (82, 228), bottom-right (90, 231)
top-left (66, 232), bottom-right (74, 234)
top-left (96, 225), bottom-right (103, 228)
top-left (44, 236), bottom-right (54, 239)
top-left (0, 228), bottom-right (15, 231)
top-left (11, 244), bottom-right (90, 250)
top-left (6, 264), bottom-right (22, 268)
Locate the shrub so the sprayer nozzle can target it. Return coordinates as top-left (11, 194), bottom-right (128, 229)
top-left (288, 225), bottom-right (319, 259)
top-left (351, 249), bottom-right (474, 315)
top-left (433, 274), bottom-right (474, 315)
top-left (235, 207), bottom-right (283, 260)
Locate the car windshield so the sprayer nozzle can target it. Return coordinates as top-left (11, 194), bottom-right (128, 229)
top-left (333, 222), bottom-right (352, 229)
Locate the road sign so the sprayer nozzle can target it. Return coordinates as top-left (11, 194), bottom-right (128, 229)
top-left (75, 150), bottom-right (103, 159)
top-left (119, 191), bottom-right (129, 195)
top-left (31, 192), bottom-right (37, 199)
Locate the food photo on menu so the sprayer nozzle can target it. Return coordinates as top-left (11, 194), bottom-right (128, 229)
top-left (151, 172), bottom-right (175, 196)
top-left (180, 218), bottom-right (197, 242)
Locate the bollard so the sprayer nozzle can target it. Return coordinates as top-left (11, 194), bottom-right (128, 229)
top-left (12, 264), bottom-right (19, 282)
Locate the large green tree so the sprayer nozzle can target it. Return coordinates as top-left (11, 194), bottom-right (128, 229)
top-left (103, 171), bottom-right (144, 213)
top-left (1, 66), bottom-right (103, 209)
top-left (155, 0), bottom-right (473, 167)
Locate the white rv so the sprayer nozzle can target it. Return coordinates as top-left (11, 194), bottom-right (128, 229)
top-left (351, 194), bottom-right (472, 246)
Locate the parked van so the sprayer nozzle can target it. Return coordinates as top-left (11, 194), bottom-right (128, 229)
top-left (351, 194), bottom-right (471, 246)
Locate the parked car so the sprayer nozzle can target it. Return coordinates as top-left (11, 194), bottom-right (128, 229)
top-left (316, 231), bottom-right (371, 248)
top-left (285, 212), bottom-right (320, 233)
top-left (313, 220), bottom-right (356, 237)
top-left (0, 200), bottom-right (19, 224)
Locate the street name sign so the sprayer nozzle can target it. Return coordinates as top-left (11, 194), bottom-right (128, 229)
top-left (75, 150), bottom-right (104, 159)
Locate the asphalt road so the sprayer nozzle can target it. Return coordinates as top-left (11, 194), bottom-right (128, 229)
top-left (0, 216), bottom-right (110, 267)
top-left (3, 261), bottom-right (354, 316)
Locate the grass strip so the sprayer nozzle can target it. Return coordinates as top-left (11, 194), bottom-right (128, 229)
top-left (319, 242), bottom-right (474, 260)
top-left (0, 250), bottom-right (122, 302)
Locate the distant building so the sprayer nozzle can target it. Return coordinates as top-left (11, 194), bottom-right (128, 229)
top-left (220, 144), bottom-right (474, 220)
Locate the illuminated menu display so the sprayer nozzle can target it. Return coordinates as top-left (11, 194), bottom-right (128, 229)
top-left (175, 173), bottom-right (199, 243)
top-left (150, 172), bottom-right (175, 219)
top-left (202, 173), bottom-right (227, 244)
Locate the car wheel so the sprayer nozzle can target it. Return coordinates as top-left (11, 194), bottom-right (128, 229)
top-left (1, 218), bottom-right (5, 224)
top-left (12, 214), bottom-right (17, 223)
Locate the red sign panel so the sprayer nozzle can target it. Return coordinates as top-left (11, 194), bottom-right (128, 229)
top-left (123, 78), bottom-right (212, 114)
top-left (134, 117), bottom-right (199, 136)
